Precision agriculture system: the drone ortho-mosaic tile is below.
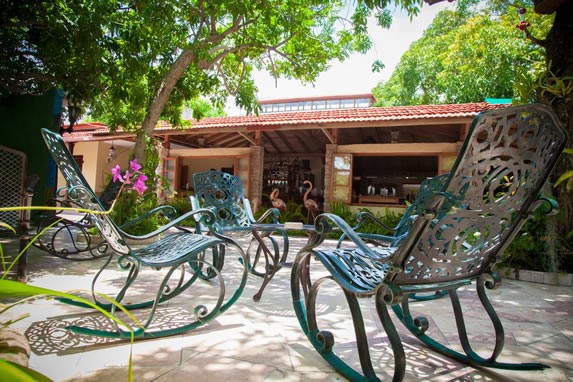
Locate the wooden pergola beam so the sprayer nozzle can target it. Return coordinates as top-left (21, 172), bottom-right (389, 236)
top-left (239, 132), bottom-right (257, 145)
top-left (320, 128), bottom-right (335, 144)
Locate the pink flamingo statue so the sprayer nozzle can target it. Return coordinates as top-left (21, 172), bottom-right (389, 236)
top-left (303, 180), bottom-right (319, 223)
top-left (270, 188), bottom-right (286, 211)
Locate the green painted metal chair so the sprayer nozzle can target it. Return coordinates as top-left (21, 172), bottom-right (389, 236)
top-left (31, 179), bottom-right (125, 260)
top-left (291, 104), bottom-right (567, 381)
top-left (191, 171), bottom-right (293, 301)
top-left (336, 173), bottom-right (449, 248)
top-left (41, 129), bottom-right (249, 339)
top-left (337, 174), bottom-right (450, 301)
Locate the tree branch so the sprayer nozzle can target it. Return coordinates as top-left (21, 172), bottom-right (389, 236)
top-left (524, 27), bottom-right (547, 48)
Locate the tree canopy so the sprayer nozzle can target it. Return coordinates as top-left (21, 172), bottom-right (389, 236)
top-left (1, 0), bottom-right (442, 156)
top-left (372, 1), bottom-right (553, 106)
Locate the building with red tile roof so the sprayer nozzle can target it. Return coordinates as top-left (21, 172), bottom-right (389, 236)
top-left (62, 100), bottom-right (509, 215)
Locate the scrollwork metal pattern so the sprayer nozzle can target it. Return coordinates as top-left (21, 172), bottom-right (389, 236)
top-left (193, 171), bottom-right (252, 228)
top-left (394, 104), bottom-right (567, 284)
top-left (42, 130), bottom-right (130, 255)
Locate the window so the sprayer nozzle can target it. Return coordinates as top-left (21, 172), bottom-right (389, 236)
top-left (331, 154), bottom-right (352, 202)
top-left (352, 155), bottom-right (439, 203)
top-left (327, 100), bottom-right (340, 109)
top-left (161, 157), bottom-right (178, 196)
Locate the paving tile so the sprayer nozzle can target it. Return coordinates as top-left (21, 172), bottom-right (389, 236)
top-left (6, 236), bottom-right (570, 382)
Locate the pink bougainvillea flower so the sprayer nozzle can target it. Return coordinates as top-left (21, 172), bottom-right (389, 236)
top-left (122, 170), bottom-right (133, 184)
top-left (130, 159), bottom-right (142, 173)
top-left (133, 177), bottom-right (148, 195)
top-left (111, 160), bottom-right (147, 196)
top-left (111, 165), bottom-right (124, 182)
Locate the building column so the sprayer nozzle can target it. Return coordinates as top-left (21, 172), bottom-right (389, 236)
top-left (323, 144), bottom-right (338, 212)
top-left (249, 146), bottom-right (264, 213)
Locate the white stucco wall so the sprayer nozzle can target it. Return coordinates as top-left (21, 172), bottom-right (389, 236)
top-left (59, 141), bottom-right (131, 195)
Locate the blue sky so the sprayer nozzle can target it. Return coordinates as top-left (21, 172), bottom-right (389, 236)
top-left (226, 1), bottom-right (455, 115)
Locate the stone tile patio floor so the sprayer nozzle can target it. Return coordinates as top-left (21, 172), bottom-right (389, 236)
top-left (4, 235), bottom-right (573, 382)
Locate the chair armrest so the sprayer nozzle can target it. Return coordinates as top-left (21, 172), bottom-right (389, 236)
top-left (120, 207), bottom-right (218, 240)
top-left (188, 195), bottom-right (211, 234)
top-left (309, 213), bottom-right (389, 261)
top-left (356, 207), bottom-right (413, 232)
top-left (190, 195), bottom-right (201, 211)
top-left (119, 205), bottom-right (179, 230)
top-left (239, 197), bottom-right (281, 224)
top-left (336, 206), bottom-right (414, 248)
top-left (42, 195), bottom-right (91, 225)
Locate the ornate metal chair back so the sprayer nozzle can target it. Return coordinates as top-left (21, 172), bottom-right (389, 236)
top-left (41, 129), bottom-right (130, 255)
top-left (392, 104), bottom-right (567, 284)
top-left (193, 171), bottom-right (252, 228)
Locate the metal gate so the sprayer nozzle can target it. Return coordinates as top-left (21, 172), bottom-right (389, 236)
top-left (0, 145), bottom-right (27, 231)
top-left (0, 145), bottom-right (29, 280)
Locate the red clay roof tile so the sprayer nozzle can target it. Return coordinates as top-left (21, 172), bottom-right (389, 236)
top-left (66, 102), bottom-right (508, 139)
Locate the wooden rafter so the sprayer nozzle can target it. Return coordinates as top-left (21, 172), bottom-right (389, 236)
top-left (275, 130), bottom-right (297, 153)
top-left (320, 128), bottom-right (335, 144)
top-left (263, 132), bottom-right (283, 154)
top-left (210, 133), bottom-right (243, 145)
top-left (239, 132), bottom-right (257, 145)
top-left (293, 132), bottom-right (315, 153)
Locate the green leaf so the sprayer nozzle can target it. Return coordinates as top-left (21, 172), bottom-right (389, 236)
top-left (554, 170), bottom-right (573, 191)
top-left (0, 359), bottom-right (52, 382)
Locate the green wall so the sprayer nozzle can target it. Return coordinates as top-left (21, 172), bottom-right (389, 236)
top-left (0, 89), bottom-right (64, 206)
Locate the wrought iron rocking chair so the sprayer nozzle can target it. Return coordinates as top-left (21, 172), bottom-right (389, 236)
top-left (32, 178), bottom-right (182, 261)
top-left (191, 171), bottom-right (292, 301)
top-left (31, 179), bottom-right (122, 260)
top-left (291, 104), bottom-right (567, 381)
top-left (41, 129), bottom-right (249, 339)
top-left (337, 173), bottom-right (450, 301)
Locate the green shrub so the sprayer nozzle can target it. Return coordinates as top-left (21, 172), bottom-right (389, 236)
top-left (328, 202), bottom-right (405, 240)
top-left (497, 211), bottom-right (573, 273)
top-left (329, 200), bottom-right (356, 226)
top-left (110, 191), bottom-right (170, 235)
top-left (166, 195), bottom-right (196, 227)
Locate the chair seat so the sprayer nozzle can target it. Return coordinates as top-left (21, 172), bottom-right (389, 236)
top-left (132, 232), bottom-right (223, 268)
top-left (313, 246), bottom-right (394, 295)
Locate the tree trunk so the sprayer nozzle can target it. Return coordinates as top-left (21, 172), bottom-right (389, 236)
top-left (539, 1), bottom-right (573, 239)
top-left (133, 49), bottom-right (196, 163)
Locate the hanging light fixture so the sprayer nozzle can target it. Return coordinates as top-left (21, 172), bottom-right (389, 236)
top-left (107, 142), bottom-right (116, 162)
top-left (197, 136), bottom-right (206, 145)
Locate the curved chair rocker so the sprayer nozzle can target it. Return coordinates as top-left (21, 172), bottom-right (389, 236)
top-left (191, 171), bottom-right (290, 301)
top-left (291, 104), bottom-right (567, 381)
top-left (336, 174), bottom-right (450, 301)
top-left (41, 129), bottom-right (249, 339)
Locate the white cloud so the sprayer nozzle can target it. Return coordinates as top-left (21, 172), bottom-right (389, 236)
top-left (227, 2), bottom-right (455, 114)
